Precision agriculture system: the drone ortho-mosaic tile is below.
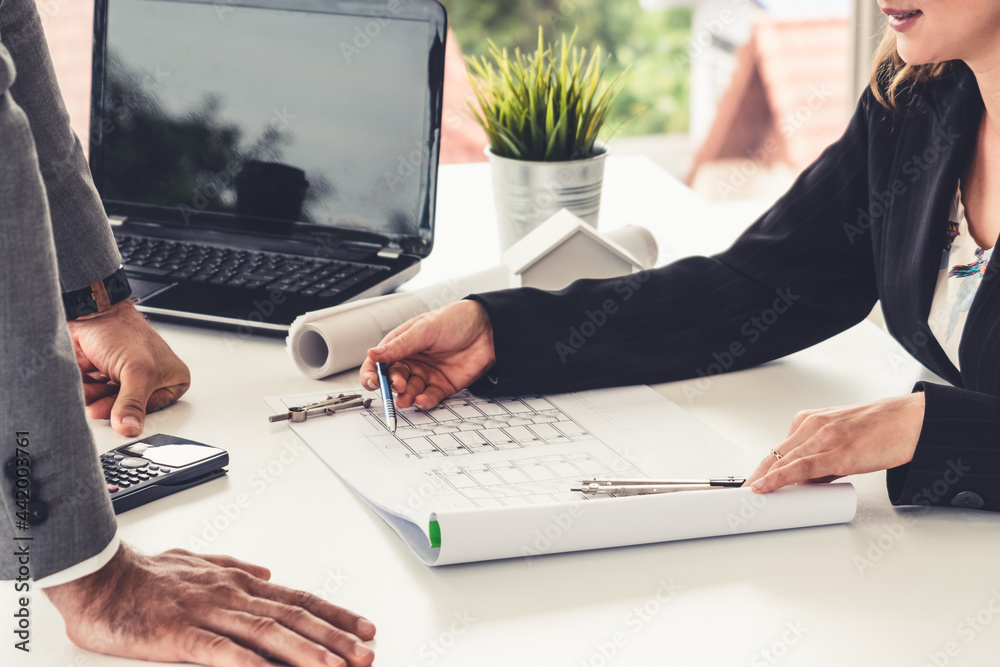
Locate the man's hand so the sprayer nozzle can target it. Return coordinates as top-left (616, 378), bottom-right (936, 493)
top-left (360, 300), bottom-right (496, 410)
top-left (44, 543), bottom-right (376, 667)
top-left (745, 393), bottom-right (925, 493)
top-left (66, 300), bottom-right (190, 437)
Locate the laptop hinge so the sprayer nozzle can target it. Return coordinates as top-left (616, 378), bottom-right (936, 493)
top-left (377, 246), bottom-right (404, 259)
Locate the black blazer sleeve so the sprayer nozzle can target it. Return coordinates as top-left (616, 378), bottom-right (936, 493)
top-left (471, 68), bottom-right (1000, 512)
top-left (470, 89), bottom-right (880, 396)
top-left (886, 382), bottom-right (1000, 510)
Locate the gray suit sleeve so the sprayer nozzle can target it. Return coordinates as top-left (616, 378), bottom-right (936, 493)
top-left (0, 4), bottom-right (117, 581)
top-left (1, 0), bottom-right (121, 292)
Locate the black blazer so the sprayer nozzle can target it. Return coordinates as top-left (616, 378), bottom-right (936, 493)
top-left (471, 63), bottom-right (1000, 511)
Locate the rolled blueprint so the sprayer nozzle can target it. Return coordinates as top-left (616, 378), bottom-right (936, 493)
top-left (288, 265), bottom-right (511, 379)
top-left (605, 225), bottom-right (658, 269)
top-left (287, 224), bottom-right (659, 379)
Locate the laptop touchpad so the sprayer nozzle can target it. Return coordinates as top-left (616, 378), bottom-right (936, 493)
top-left (129, 277), bottom-right (177, 301)
top-left (141, 283), bottom-right (304, 325)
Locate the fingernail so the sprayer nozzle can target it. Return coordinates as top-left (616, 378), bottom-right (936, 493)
top-left (751, 478), bottom-right (767, 491)
top-left (325, 653), bottom-right (347, 667)
top-left (364, 379), bottom-right (375, 390)
top-left (372, 345), bottom-right (386, 353)
top-left (121, 415), bottom-right (141, 431)
top-left (353, 643), bottom-right (374, 658)
top-left (357, 618), bottom-right (376, 636)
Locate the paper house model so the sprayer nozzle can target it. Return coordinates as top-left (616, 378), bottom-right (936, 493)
top-left (502, 209), bottom-right (651, 291)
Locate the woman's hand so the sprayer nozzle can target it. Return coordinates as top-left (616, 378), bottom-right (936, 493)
top-left (360, 300), bottom-right (495, 410)
top-left (745, 393), bottom-right (925, 493)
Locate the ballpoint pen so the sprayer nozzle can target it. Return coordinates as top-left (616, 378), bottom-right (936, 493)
top-left (572, 477), bottom-right (746, 496)
top-left (375, 362), bottom-right (397, 433)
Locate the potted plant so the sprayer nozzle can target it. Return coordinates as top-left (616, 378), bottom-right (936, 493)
top-left (467, 28), bottom-right (628, 250)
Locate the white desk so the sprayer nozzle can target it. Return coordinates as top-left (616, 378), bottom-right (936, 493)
top-left (8, 158), bottom-right (1000, 667)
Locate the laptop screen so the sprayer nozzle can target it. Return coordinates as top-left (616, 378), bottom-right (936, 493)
top-left (91, 0), bottom-right (445, 256)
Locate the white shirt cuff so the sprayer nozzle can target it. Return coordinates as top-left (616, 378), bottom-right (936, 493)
top-left (35, 532), bottom-right (121, 589)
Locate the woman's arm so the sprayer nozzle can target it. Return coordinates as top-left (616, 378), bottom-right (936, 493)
top-left (364, 90), bottom-right (882, 403)
top-left (466, 92), bottom-right (881, 397)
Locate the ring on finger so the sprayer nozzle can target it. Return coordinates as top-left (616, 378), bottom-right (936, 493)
top-left (391, 361), bottom-right (412, 377)
top-left (769, 448), bottom-right (783, 461)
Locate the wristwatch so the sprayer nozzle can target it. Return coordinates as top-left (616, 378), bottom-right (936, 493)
top-left (62, 266), bottom-right (133, 320)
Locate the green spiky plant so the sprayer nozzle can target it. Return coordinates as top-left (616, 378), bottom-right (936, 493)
top-left (466, 27), bottom-right (629, 162)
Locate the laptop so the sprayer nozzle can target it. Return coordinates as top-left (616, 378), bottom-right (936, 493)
top-left (90, 0), bottom-right (446, 335)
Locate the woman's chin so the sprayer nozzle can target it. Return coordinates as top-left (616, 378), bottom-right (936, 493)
top-left (895, 43), bottom-right (944, 67)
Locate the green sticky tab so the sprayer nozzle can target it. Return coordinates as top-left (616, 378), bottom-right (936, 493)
top-left (429, 519), bottom-right (441, 548)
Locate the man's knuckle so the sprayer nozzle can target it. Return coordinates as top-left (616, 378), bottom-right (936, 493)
top-left (279, 604), bottom-right (311, 625)
top-left (289, 588), bottom-right (321, 610)
top-left (127, 356), bottom-right (158, 375)
top-left (251, 616), bottom-right (282, 636)
top-left (209, 581), bottom-right (241, 599)
top-left (184, 629), bottom-right (225, 656)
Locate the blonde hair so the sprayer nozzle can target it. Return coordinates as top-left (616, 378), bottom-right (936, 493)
top-left (870, 28), bottom-right (953, 111)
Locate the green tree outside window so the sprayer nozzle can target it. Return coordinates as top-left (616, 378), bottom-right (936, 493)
top-left (443, 0), bottom-right (692, 136)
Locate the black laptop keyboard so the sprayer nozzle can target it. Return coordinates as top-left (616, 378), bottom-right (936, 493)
top-left (115, 234), bottom-right (389, 297)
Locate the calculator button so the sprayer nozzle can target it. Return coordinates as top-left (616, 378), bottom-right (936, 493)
top-left (107, 484), bottom-right (119, 493)
top-left (160, 468), bottom-right (172, 474)
top-left (147, 470), bottom-right (159, 477)
top-left (148, 465), bottom-right (160, 471)
top-left (113, 454), bottom-right (124, 460)
top-left (119, 457), bottom-right (148, 469)
top-left (118, 481), bottom-right (131, 488)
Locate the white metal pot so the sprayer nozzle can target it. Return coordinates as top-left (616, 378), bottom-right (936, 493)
top-left (486, 146), bottom-right (607, 251)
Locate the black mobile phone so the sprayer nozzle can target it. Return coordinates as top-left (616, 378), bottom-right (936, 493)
top-left (100, 434), bottom-right (229, 514)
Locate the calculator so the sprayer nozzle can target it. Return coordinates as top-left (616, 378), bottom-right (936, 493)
top-left (101, 433), bottom-right (229, 513)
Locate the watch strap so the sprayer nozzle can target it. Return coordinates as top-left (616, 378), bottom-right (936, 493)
top-left (62, 266), bottom-right (133, 320)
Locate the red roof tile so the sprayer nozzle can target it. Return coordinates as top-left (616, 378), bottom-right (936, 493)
top-left (689, 17), bottom-right (851, 183)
